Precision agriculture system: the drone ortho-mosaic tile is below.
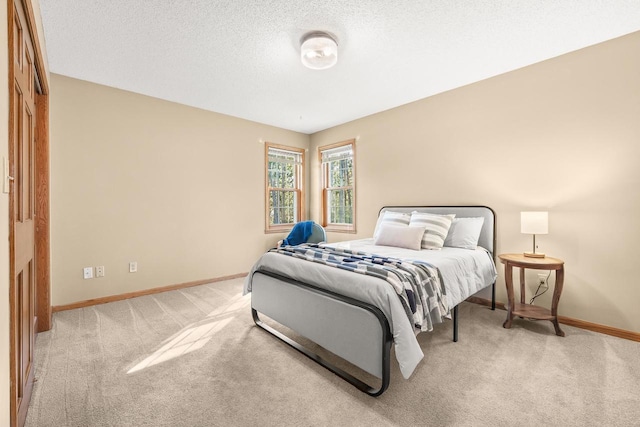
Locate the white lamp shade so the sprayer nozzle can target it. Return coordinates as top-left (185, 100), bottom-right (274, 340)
top-left (521, 211), bottom-right (548, 235)
top-left (301, 32), bottom-right (337, 70)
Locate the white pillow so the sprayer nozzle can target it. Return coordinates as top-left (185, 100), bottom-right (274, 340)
top-left (444, 217), bottom-right (485, 250)
top-left (409, 212), bottom-right (455, 250)
top-left (373, 224), bottom-right (426, 251)
top-left (373, 211), bottom-right (411, 239)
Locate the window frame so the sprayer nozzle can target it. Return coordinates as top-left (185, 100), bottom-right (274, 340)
top-left (319, 139), bottom-right (356, 233)
top-left (265, 142), bottom-right (305, 233)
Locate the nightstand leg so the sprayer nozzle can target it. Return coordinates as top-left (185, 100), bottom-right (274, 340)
top-left (519, 267), bottom-right (526, 305)
top-left (551, 267), bottom-right (565, 337)
top-left (503, 264), bottom-right (515, 329)
top-left (552, 319), bottom-right (565, 337)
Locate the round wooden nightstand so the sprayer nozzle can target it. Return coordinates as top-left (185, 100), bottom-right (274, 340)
top-left (498, 253), bottom-right (565, 337)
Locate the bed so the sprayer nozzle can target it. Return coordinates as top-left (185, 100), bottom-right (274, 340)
top-left (244, 206), bottom-right (497, 396)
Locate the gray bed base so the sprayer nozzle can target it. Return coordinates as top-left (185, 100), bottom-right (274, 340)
top-left (251, 206), bottom-right (496, 396)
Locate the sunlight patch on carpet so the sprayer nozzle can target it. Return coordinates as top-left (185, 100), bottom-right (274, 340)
top-left (127, 293), bottom-right (249, 373)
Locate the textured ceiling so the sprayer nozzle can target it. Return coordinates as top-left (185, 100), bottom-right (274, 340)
top-left (40, 0), bottom-right (640, 134)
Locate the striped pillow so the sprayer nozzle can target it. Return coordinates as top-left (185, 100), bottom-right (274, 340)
top-left (409, 212), bottom-right (455, 250)
top-left (373, 211), bottom-right (411, 239)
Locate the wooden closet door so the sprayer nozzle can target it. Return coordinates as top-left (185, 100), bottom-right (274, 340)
top-left (10, 1), bottom-right (38, 425)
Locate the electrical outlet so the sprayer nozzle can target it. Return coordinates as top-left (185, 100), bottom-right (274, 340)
top-left (538, 273), bottom-right (547, 285)
top-left (129, 262), bottom-right (137, 273)
top-left (83, 267), bottom-right (94, 279)
top-left (96, 266), bottom-right (105, 277)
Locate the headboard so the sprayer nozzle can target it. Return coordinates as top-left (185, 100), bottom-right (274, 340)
top-left (378, 206), bottom-right (496, 257)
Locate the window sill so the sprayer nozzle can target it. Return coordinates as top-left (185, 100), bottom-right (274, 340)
top-left (324, 225), bottom-right (357, 234)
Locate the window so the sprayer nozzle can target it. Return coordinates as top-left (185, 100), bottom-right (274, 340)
top-left (265, 143), bottom-right (305, 232)
top-left (320, 139), bottom-right (356, 233)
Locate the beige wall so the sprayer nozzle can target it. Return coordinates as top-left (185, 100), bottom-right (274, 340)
top-left (310, 31), bottom-right (640, 332)
top-left (50, 74), bottom-right (309, 305)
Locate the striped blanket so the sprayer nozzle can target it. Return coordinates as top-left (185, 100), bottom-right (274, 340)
top-left (270, 244), bottom-right (449, 332)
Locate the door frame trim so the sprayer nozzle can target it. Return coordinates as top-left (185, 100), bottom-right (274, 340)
top-left (34, 91), bottom-right (49, 331)
top-left (7, 0), bottom-right (50, 425)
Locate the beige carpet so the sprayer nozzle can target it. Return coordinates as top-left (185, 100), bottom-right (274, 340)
top-left (26, 277), bottom-right (640, 427)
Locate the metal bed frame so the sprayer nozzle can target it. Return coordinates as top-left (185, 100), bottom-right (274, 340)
top-left (251, 206), bottom-right (496, 396)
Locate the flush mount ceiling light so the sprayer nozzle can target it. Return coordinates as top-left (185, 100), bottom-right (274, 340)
top-left (300, 31), bottom-right (338, 70)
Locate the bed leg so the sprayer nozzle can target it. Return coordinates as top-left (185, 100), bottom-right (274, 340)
top-left (491, 281), bottom-right (496, 310)
top-left (453, 305), bottom-right (459, 342)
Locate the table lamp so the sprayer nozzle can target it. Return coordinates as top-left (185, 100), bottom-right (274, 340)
top-left (521, 211), bottom-right (548, 258)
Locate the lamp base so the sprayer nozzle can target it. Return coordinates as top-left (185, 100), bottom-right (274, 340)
top-left (524, 251), bottom-right (545, 258)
